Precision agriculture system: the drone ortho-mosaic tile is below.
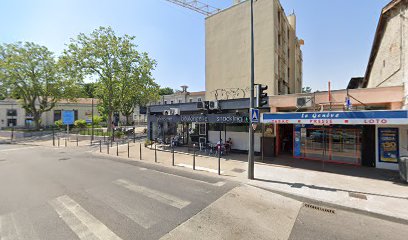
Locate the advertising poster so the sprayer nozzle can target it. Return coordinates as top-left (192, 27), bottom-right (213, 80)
top-left (293, 125), bottom-right (302, 157)
top-left (378, 128), bottom-right (399, 163)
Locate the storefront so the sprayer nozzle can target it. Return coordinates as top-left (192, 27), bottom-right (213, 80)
top-left (262, 110), bottom-right (408, 170)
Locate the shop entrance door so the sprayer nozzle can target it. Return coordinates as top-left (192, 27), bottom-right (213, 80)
top-left (304, 128), bottom-right (330, 161)
top-left (302, 127), bottom-right (361, 165)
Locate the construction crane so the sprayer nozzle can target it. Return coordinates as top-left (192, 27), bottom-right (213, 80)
top-left (165, 0), bottom-right (221, 16)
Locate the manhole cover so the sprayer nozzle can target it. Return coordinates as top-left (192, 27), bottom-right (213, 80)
top-left (303, 203), bottom-right (335, 214)
top-left (349, 192), bottom-right (367, 200)
top-left (231, 168), bottom-right (246, 173)
top-left (58, 158), bottom-right (70, 161)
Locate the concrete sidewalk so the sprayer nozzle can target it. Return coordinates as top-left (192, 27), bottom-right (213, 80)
top-left (33, 139), bottom-right (408, 224)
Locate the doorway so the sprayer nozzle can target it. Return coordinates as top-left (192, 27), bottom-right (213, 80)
top-left (278, 124), bottom-right (294, 155)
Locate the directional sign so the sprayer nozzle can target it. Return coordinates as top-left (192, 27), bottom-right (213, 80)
top-left (62, 110), bottom-right (75, 125)
top-left (251, 108), bottom-right (259, 123)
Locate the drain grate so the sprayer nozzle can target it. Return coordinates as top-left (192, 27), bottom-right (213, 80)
top-left (349, 192), bottom-right (367, 200)
top-left (58, 158), bottom-right (70, 161)
top-left (231, 168), bottom-right (246, 173)
top-left (304, 203), bottom-right (336, 214)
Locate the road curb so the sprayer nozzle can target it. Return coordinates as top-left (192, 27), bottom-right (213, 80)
top-left (248, 183), bottom-right (408, 226)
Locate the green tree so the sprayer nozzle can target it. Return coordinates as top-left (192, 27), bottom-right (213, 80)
top-left (159, 87), bottom-right (174, 96)
top-left (61, 26), bottom-right (159, 130)
top-left (0, 42), bottom-right (80, 129)
top-left (82, 82), bottom-right (97, 98)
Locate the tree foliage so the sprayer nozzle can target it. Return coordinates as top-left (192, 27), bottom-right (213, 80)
top-left (61, 26), bottom-right (159, 129)
top-left (159, 87), bottom-right (174, 96)
top-left (0, 42), bottom-right (80, 129)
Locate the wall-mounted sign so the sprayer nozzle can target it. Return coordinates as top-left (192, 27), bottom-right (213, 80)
top-left (262, 110), bottom-right (408, 125)
top-left (378, 128), bottom-right (399, 163)
top-left (150, 114), bottom-right (249, 124)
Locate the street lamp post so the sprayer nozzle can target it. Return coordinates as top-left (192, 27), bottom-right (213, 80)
top-left (91, 97), bottom-right (94, 141)
top-left (248, 0), bottom-right (255, 180)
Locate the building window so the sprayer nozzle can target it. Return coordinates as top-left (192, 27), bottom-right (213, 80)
top-left (164, 101), bottom-right (167, 105)
top-left (288, 67), bottom-right (290, 79)
top-left (7, 119), bottom-right (17, 127)
top-left (189, 98), bottom-right (193, 102)
top-left (7, 109), bottom-right (17, 117)
top-left (178, 99), bottom-right (182, 103)
top-left (197, 98), bottom-right (202, 102)
top-left (171, 101), bottom-right (174, 104)
top-left (54, 110), bottom-right (61, 122)
top-left (278, 34), bottom-right (281, 46)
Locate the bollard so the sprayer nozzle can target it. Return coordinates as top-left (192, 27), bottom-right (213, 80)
top-left (116, 142), bottom-right (119, 156)
top-left (65, 137), bottom-right (67, 147)
top-left (140, 143), bottom-right (142, 160)
top-left (77, 137), bottom-right (79, 146)
top-left (107, 142), bottom-right (110, 154)
top-left (53, 129), bottom-right (55, 146)
top-left (154, 144), bottom-right (157, 163)
top-left (58, 137), bottom-right (60, 147)
top-left (218, 145), bottom-right (221, 175)
top-left (127, 142), bottom-right (130, 158)
top-left (133, 131), bottom-right (136, 143)
top-left (172, 145), bottom-right (175, 166)
top-left (103, 133), bottom-right (106, 143)
top-left (193, 144), bottom-right (196, 170)
top-left (99, 140), bottom-right (102, 152)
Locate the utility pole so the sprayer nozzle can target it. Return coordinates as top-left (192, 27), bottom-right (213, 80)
top-left (248, 0), bottom-right (255, 180)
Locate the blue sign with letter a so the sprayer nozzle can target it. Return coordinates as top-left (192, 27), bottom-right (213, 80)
top-left (251, 108), bottom-right (259, 123)
top-left (62, 110), bottom-right (75, 125)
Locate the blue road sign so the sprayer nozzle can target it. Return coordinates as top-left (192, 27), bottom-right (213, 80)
top-left (62, 110), bottom-right (75, 125)
top-left (251, 108), bottom-right (259, 123)
top-left (86, 118), bottom-right (93, 124)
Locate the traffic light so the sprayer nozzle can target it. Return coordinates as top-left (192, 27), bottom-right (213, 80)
top-left (256, 84), bottom-right (268, 108)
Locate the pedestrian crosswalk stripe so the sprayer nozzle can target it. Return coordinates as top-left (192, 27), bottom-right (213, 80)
top-left (87, 189), bottom-right (157, 229)
top-left (0, 212), bottom-right (40, 240)
top-left (49, 195), bottom-right (122, 240)
top-left (113, 179), bottom-right (191, 209)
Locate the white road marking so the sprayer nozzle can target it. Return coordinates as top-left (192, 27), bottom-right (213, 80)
top-left (176, 163), bottom-right (225, 174)
top-left (0, 212), bottom-right (39, 240)
top-left (49, 195), bottom-right (122, 240)
top-left (0, 146), bottom-right (39, 152)
top-left (113, 179), bottom-right (190, 209)
top-left (87, 190), bottom-right (157, 229)
top-left (145, 168), bottom-right (226, 187)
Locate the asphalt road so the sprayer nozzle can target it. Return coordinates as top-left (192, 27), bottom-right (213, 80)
top-left (1, 143), bottom-right (407, 240)
top-left (0, 144), bottom-right (237, 240)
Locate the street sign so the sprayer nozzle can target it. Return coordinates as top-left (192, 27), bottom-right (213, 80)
top-left (62, 110), bottom-right (75, 125)
top-left (252, 123), bottom-right (258, 131)
top-left (251, 108), bottom-right (259, 123)
top-left (86, 118), bottom-right (93, 124)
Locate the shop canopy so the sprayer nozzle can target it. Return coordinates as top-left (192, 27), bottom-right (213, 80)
top-left (262, 110), bottom-right (408, 125)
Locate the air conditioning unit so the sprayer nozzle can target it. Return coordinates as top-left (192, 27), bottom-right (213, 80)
top-left (296, 97), bottom-right (313, 108)
top-left (209, 101), bottom-right (219, 110)
top-left (197, 102), bottom-right (205, 109)
top-left (163, 110), bottom-right (171, 115)
top-left (170, 108), bottom-right (180, 115)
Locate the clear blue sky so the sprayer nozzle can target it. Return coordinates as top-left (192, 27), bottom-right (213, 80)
top-left (0, 0), bottom-right (391, 92)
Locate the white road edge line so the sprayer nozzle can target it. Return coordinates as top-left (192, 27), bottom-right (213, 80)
top-left (147, 168), bottom-right (226, 187)
top-left (49, 195), bottom-right (122, 240)
top-left (176, 163), bottom-right (225, 175)
top-left (113, 179), bottom-right (190, 209)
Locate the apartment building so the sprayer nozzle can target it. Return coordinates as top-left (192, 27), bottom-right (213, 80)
top-left (205, 0), bottom-right (303, 101)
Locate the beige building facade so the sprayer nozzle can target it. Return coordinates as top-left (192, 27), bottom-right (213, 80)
top-left (363, 0), bottom-right (408, 105)
top-left (205, 0), bottom-right (303, 101)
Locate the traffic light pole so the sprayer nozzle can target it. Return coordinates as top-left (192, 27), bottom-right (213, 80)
top-left (248, 0), bottom-right (255, 180)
